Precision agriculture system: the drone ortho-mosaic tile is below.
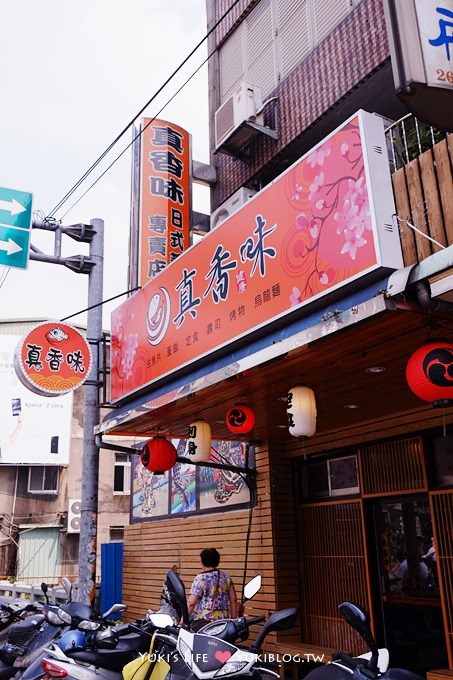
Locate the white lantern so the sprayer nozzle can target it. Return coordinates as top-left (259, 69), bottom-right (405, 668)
top-left (287, 386), bottom-right (317, 437)
top-left (187, 420), bottom-right (212, 462)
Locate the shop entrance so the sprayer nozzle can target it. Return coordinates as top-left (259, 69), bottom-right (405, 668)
top-left (373, 497), bottom-right (447, 675)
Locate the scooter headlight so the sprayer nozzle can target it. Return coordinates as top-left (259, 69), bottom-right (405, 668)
top-left (46, 609), bottom-right (64, 625)
top-left (215, 662), bottom-right (249, 677)
top-left (178, 639), bottom-right (192, 669)
top-left (78, 620), bottom-right (100, 631)
top-left (57, 608), bottom-right (72, 625)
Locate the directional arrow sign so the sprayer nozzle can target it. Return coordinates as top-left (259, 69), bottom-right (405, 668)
top-left (0, 186), bottom-right (33, 270)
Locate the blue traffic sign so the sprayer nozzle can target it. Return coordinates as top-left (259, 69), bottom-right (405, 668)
top-left (0, 186), bottom-right (33, 270)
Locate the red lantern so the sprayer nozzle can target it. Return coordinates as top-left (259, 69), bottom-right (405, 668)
top-left (226, 405), bottom-right (255, 434)
top-left (140, 437), bottom-right (177, 473)
top-left (406, 342), bottom-right (453, 406)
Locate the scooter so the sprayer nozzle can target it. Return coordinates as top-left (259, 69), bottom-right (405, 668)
top-left (39, 570), bottom-right (264, 680)
top-left (139, 568), bottom-right (298, 680)
top-left (0, 602), bottom-right (44, 643)
top-left (0, 579), bottom-right (96, 680)
top-left (302, 602), bottom-right (424, 680)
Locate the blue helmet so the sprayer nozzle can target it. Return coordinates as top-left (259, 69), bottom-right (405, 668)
top-left (59, 630), bottom-right (87, 653)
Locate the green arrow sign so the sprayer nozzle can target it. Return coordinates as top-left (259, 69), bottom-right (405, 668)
top-left (0, 186), bottom-right (33, 269)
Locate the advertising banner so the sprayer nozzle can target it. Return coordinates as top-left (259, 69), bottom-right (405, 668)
top-left (0, 335), bottom-right (72, 465)
top-left (111, 110), bottom-right (401, 403)
top-left (138, 118), bottom-right (191, 286)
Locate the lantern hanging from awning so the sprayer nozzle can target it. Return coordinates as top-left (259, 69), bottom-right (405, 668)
top-left (140, 436), bottom-right (177, 474)
top-left (187, 420), bottom-right (212, 462)
top-left (287, 386), bottom-right (317, 437)
top-left (226, 405), bottom-right (256, 435)
top-left (406, 341), bottom-right (453, 407)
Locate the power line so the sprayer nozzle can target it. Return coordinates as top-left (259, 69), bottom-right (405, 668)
top-left (60, 50), bottom-right (210, 220)
top-left (48, 0), bottom-right (243, 219)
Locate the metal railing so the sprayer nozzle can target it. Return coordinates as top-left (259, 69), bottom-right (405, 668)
top-left (385, 113), bottom-right (448, 172)
top-left (0, 580), bottom-right (69, 604)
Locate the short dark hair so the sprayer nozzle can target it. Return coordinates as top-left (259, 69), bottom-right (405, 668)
top-left (200, 548), bottom-right (220, 568)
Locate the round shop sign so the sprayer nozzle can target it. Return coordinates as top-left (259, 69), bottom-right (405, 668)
top-left (14, 322), bottom-right (92, 397)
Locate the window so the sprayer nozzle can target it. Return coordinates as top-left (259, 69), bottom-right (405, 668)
top-left (28, 466), bottom-right (59, 494)
top-left (114, 453), bottom-right (131, 494)
top-left (109, 526), bottom-right (124, 542)
top-left (219, 0), bottom-right (359, 102)
top-left (301, 455), bottom-right (359, 499)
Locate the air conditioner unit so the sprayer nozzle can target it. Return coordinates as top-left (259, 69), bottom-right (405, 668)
top-left (67, 498), bottom-right (81, 534)
top-left (210, 187), bottom-right (257, 230)
top-left (215, 82), bottom-right (263, 151)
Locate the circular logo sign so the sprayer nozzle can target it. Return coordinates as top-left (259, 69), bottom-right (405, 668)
top-left (14, 322), bottom-right (92, 397)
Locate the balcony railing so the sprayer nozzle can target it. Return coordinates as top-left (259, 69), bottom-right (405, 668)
top-left (384, 114), bottom-right (453, 266)
top-left (385, 114), bottom-right (448, 172)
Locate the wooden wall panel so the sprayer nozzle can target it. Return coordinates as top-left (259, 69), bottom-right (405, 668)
top-left (429, 491), bottom-right (453, 669)
top-left (298, 501), bottom-right (370, 656)
top-left (122, 445), bottom-right (278, 625)
top-left (269, 448), bottom-right (301, 643)
top-left (359, 436), bottom-right (427, 496)
top-left (392, 167), bottom-right (417, 265)
top-left (392, 136), bottom-right (453, 267)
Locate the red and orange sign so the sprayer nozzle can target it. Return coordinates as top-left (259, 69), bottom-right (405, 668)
top-left (111, 111), bottom-right (402, 403)
top-left (14, 322), bottom-right (92, 397)
top-left (138, 118), bottom-right (191, 287)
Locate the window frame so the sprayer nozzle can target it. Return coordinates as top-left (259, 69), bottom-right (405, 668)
top-left (113, 453), bottom-right (131, 495)
top-left (27, 466), bottom-right (59, 495)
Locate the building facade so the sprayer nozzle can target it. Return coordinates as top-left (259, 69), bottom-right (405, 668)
top-left (100, 1), bottom-right (453, 677)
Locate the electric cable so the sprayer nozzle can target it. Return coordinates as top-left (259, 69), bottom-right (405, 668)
top-left (59, 48), bottom-right (210, 220)
top-left (47, 0), bottom-right (243, 219)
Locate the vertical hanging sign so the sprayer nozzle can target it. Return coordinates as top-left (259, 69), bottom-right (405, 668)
top-left (138, 118), bottom-right (191, 287)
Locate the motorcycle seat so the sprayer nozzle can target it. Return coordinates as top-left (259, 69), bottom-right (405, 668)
top-left (67, 649), bottom-right (137, 671)
top-left (383, 670), bottom-right (425, 680)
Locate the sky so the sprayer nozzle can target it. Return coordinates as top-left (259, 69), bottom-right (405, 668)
top-left (0, 0), bottom-right (209, 329)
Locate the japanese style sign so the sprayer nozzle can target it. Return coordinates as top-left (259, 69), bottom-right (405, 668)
top-left (384, 0), bottom-right (453, 131)
top-left (137, 118), bottom-right (191, 287)
top-left (14, 322), bottom-right (92, 397)
top-left (111, 110), bottom-right (402, 403)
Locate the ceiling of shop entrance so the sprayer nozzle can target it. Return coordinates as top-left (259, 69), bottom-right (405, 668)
top-left (104, 303), bottom-right (453, 450)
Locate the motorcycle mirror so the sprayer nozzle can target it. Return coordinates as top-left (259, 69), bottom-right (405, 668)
top-left (338, 602), bottom-right (379, 666)
top-left (243, 575), bottom-right (261, 602)
top-left (41, 582), bottom-right (49, 604)
top-left (61, 577), bottom-right (72, 600)
top-left (102, 603), bottom-right (127, 618)
top-left (166, 569), bottom-right (189, 627)
top-left (148, 613), bottom-right (174, 628)
top-left (252, 607), bottom-right (298, 651)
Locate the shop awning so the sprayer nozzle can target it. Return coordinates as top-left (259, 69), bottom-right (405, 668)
top-left (97, 247), bottom-right (453, 447)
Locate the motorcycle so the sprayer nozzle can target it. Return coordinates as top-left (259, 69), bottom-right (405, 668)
top-left (139, 568), bottom-right (298, 680)
top-left (39, 570), bottom-right (264, 680)
top-left (302, 601), bottom-right (423, 680)
top-left (0, 602), bottom-right (44, 643)
top-left (0, 579), bottom-right (97, 680)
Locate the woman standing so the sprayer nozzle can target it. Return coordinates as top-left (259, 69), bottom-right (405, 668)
top-left (188, 548), bottom-right (238, 630)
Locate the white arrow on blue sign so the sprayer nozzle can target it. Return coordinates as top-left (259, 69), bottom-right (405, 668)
top-left (0, 186), bottom-right (33, 270)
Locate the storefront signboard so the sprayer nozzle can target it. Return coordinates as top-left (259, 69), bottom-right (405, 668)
top-left (111, 110), bottom-right (402, 403)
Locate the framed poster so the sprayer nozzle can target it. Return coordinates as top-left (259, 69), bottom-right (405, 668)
top-left (130, 440), bottom-right (254, 522)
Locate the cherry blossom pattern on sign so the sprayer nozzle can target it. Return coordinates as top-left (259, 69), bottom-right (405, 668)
top-left (281, 120), bottom-right (376, 307)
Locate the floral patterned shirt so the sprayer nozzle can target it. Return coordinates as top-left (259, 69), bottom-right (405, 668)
top-left (190, 569), bottom-right (232, 621)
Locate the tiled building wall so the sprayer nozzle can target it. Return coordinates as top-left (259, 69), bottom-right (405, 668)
top-left (210, 0), bottom-right (391, 207)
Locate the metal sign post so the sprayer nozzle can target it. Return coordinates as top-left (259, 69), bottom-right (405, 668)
top-left (27, 218), bottom-right (104, 604)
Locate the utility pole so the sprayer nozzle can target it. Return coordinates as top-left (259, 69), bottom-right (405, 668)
top-left (30, 218), bottom-right (104, 604)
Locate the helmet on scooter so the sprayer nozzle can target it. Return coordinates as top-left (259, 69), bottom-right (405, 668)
top-left (59, 629), bottom-right (87, 652)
